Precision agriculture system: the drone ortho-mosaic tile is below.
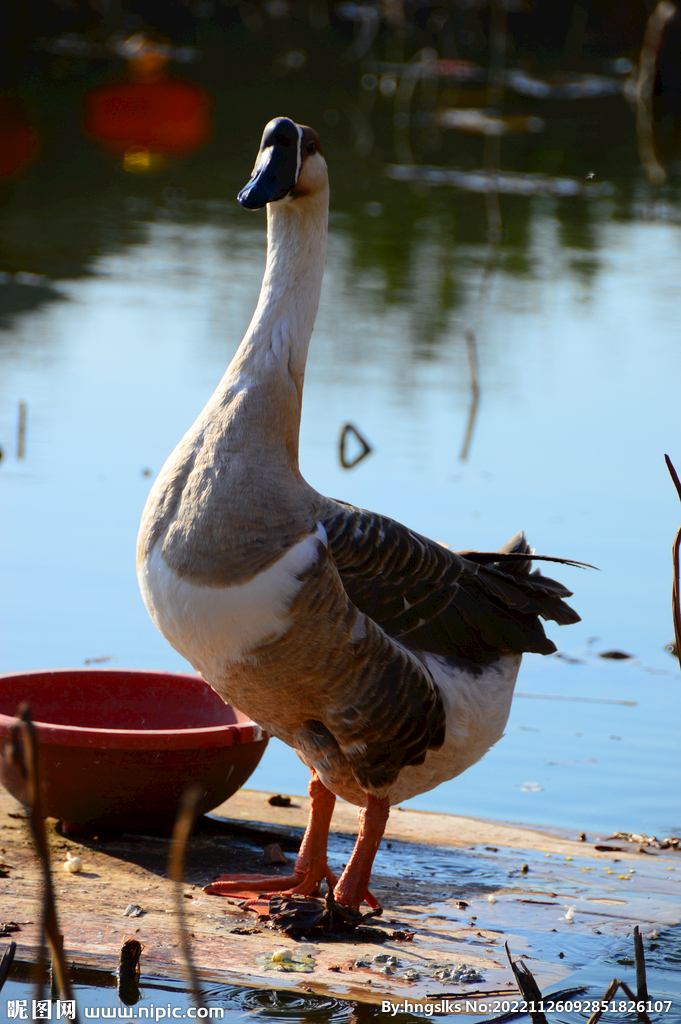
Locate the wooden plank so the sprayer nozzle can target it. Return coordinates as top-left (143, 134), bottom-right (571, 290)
top-left (1, 787), bottom-right (679, 1006)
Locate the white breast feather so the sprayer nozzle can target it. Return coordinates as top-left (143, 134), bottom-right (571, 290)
top-left (138, 523), bottom-right (328, 678)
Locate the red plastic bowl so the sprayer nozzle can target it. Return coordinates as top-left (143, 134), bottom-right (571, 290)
top-left (0, 669), bottom-right (268, 830)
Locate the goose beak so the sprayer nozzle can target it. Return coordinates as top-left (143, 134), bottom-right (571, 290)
top-left (238, 117), bottom-right (301, 210)
top-left (238, 149), bottom-right (290, 209)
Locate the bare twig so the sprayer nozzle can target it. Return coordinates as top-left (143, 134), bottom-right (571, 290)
top-left (504, 942), bottom-right (548, 1024)
top-left (481, 985), bottom-right (588, 1024)
top-left (169, 785), bottom-right (205, 1013)
top-left (633, 925), bottom-right (649, 1003)
top-left (619, 979), bottom-right (652, 1023)
top-left (586, 978), bottom-right (620, 1024)
top-left (50, 932), bottom-right (64, 1000)
top-left (586, 976), bottom-right (652, 1024)
top-left (664, 455), bottom-right (681, 668)
top-left (340, 422), bottom-right (373, 469)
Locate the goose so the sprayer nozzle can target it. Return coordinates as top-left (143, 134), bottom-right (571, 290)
top-left (137, 116), bottom-right (580, 910)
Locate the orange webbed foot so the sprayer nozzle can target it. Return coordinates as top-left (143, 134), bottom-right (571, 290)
top-left (204, 864), bottom-right (337, 900)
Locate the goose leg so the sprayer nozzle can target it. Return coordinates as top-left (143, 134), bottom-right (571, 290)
top-left (205, 769), bottom-right (337, 897)
top-left (333, 793), bottom-right (390, 909)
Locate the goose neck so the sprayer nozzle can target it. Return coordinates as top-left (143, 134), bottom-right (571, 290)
top-left (240, 191), bottom-right (328, 382)
top-left (205, 189), bottom-right (329, 474)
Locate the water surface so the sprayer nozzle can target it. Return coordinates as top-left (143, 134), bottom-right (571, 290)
top-left (1, 27), bottom-right (680, 841)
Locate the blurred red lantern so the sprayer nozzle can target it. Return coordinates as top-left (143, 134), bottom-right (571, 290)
top-left (0, 95), bottom-right (39, 179)
top-left (83, 39), bottom-right (212, 171)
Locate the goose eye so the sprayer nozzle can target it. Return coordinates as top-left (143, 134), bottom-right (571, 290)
top-left (307, 140), bottom-right (317, 155)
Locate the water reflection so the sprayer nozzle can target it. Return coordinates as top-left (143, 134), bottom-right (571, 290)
top-left (6, 931), bottom-right (681, 1024)
top-left (5, 961), bottom-right (383, 1024)
top-left (1, 3), bottom-right (680, 840)
top-left (0, 95), bottom-right (39, 180)
top-left (83, 34), bottom-right (213, 173)
top-left (0, 191), bottom-right (145, 326)
top-left (0, 3), bottom-right (678, 334)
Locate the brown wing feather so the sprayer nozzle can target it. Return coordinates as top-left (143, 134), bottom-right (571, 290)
top-left (290, 544), bottom-right (446, 790)
top-left (322, 500), bottom-right (580, 666)
top-left (224, 534), bottom-right (446, 798)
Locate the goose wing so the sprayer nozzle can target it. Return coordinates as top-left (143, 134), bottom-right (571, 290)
top-left (321, 499), bottom-right (581, 666)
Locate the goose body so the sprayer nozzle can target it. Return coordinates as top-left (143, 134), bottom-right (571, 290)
top-left (137, 117), bottom-right (579, 907)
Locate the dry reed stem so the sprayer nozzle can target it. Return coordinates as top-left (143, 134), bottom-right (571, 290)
top-left (169, 785), bottom-right (205, 1012)
top-left (586, 978), bottom-right (620, 1024)
top-left (633, 925), bottom-right (649, 1003)
top-left (504, 941), bottom-right (548, 1024)
top-left (586, 976), bottom-right (652, 1024)
top-left (635, 1), bottom-right (677, 185)
top-left (618, 979), bottom-right (652, 1024)
top-left (480, 985), bottom-right (587, 1024)
top-left (14, 704), bottom-right (76, 1016)
top-left (0, 941), bottom-right (17, 994)
top-left (339, 422), bottom-right (373, 469)
top-left (664, 455), bottom-right (681, 667)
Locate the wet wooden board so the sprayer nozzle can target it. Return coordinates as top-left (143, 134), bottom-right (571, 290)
top-left (1, 786), bottom-right (679, 1006)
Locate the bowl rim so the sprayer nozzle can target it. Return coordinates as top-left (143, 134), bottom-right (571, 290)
top-left (0, 667), bottom-right (267, 751)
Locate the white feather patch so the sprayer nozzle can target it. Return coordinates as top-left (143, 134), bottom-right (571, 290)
top-left (386, 653), bottom-right (521, 805)
top-left (138, 523), bottom-right (327, 677)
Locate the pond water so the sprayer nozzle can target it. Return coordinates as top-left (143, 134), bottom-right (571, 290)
top-left (5, 922), bottom-right (681, 1023)
top-left (1, 12), bottom-right (681, 848)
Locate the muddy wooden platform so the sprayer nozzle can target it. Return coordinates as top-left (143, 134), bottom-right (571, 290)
top-left (1, 786), bottom-right (679, 1006)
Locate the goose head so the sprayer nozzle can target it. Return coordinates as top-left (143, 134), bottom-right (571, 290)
top-left (238, 116), bottom-right (326, 210)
